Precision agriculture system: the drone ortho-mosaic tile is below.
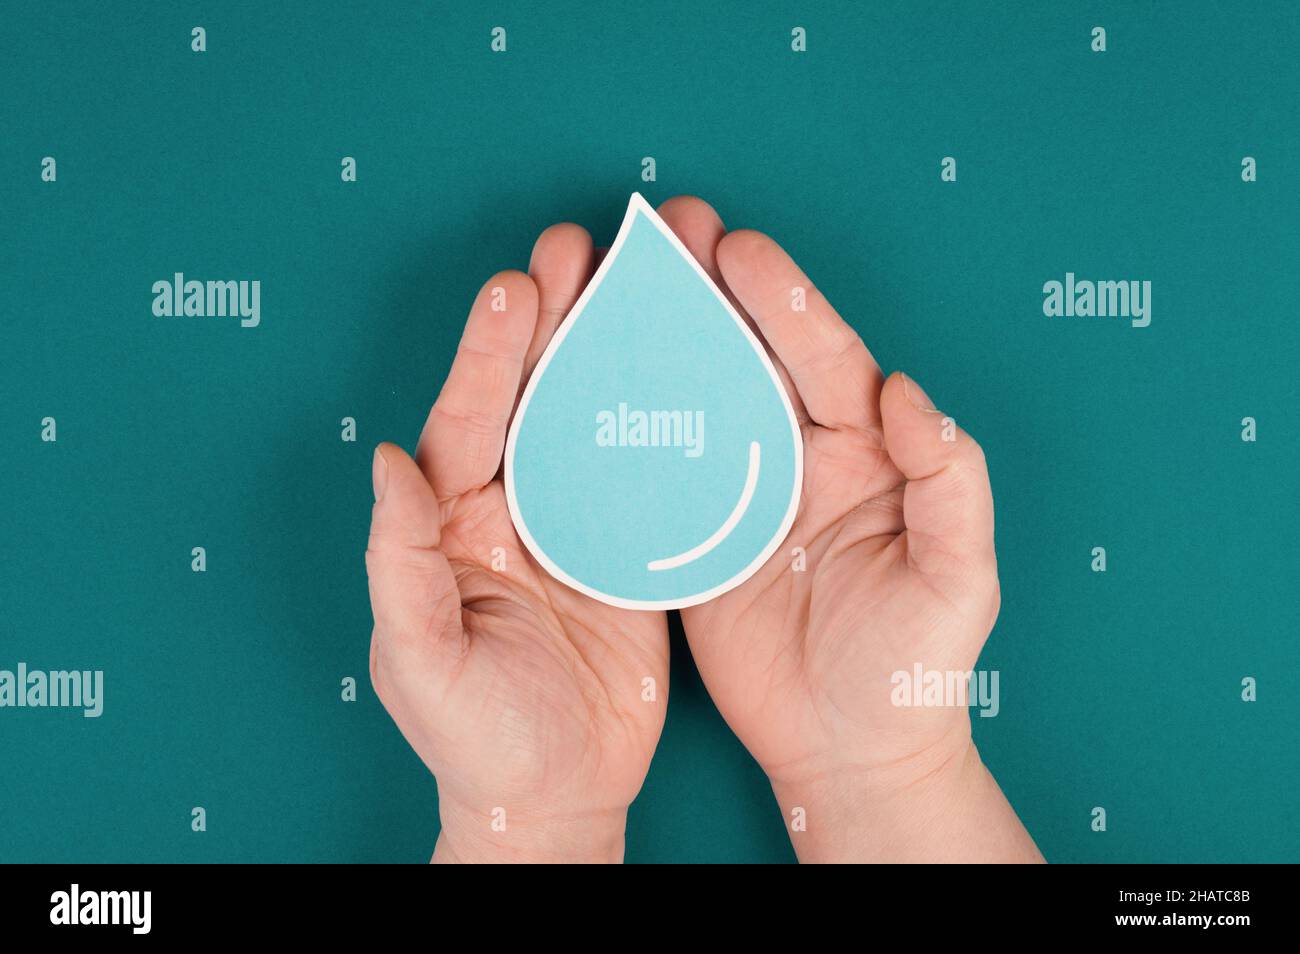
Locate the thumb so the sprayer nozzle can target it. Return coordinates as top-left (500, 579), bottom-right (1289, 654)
top-left (880, 371), bottom-right (996, 582)
top-left (365, 443), bottom-right (465, 674)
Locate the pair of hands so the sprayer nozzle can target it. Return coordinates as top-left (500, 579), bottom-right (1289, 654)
top-left (365, 196), bottom-right (1042, 863)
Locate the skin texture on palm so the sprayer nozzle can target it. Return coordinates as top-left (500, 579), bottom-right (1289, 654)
top-left (656, 198), bottom-right (1040, 862)
top-left (365, 196), bottom-right (1042, 863)
top-left (366, 229), bottom-right (668, 864)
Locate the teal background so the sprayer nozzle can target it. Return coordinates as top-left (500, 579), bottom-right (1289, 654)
top-left (2, 1), bottom-right (1297, 862)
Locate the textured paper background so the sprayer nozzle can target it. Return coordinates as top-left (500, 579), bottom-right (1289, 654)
top-left (2, 1), bottom-right (1296, 862)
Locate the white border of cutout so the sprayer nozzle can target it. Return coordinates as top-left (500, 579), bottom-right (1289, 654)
top-left (504, 193), bottom-right (804, 611)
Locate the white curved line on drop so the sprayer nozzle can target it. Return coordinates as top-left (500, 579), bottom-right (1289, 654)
top-left (647, 442), bottom-right (762, 572)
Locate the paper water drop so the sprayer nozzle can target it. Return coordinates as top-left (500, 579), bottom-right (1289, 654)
top-left (505, 194), bottom-right (802, 610)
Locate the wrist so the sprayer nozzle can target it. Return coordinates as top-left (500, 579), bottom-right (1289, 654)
top-left (432, 796), bottom-right (629, 864)
top-left (769, 736), bottom-right (1042, 863)
top-left (768, 732), bottom-right (971, 863)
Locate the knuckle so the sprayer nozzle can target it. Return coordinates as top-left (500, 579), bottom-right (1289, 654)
top-left (961, 436), bottom-right (988, 472)
top-left (432, 400), bottom-right (505, 440)
top-left (368, 639), bottom-right (387, 700)
top-left (986, 575), bottom-right (1003, 626)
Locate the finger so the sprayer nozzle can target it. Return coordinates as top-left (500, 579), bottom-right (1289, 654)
top-left (656, 195), bottom-right (728, 282)
top-left (656, 197), bottom-right (808, 424)
top-left (656, 195), bottom-right (756, 338)
top-left (417, 270), bottom-right (538, 498)
top-left (523, 223), bottom-right (594, 383)
top-left (716, 229), bottom-right (882, 430)
top-left (365, 443), bottom-right (465, 667)
top-left (879, 371), bottom-right (995, 578)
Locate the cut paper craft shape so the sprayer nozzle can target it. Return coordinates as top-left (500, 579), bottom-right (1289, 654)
top-left (505, 193), bottom-right (803, 610)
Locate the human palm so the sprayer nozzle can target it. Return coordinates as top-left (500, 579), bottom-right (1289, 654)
top-left (655, 198), bottom-right (1000, 793)
top-left (366, 226), bottom-right (667, 863)
top-left (681, 415), bottom-right (996, 786)
top-left (369, 197), bottom-right (1037, 864)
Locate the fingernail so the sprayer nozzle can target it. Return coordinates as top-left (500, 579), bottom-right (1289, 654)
top-left (901, 372), bottom-right (938, 413)
top-left (372, 445), bottom-right (388, 502)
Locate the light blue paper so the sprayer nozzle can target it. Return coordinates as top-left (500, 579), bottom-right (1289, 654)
top-left (506, 194), bottom-right (802, 609)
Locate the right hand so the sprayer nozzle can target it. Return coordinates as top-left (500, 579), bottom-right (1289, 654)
top-left (365, 224), bottom-right (669, 863)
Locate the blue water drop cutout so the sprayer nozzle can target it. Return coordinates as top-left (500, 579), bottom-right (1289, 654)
top-left (505, 194), bottom-right (802, 610)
